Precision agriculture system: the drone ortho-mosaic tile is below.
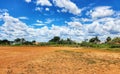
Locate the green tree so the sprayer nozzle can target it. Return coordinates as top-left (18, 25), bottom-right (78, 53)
top-left (111, 37), bottom-right (120, 44)
top-left (106, 37), bottom-right (111, 43)
top-left (0, 40), bottom-right (2, 44)
top-left (32, 40), bottom-right (36, 45)
top-left (21, 38), bottom-right (26, 43)
top-left (89, 36), bottom-right (100, 44)
top-left (49, 36), bottom-right (60, 43)
top-left (14, 38), bottom-right (21, 42)
top-left (14, 38), bottom-right (26, 45)
top-left (1, 39), bottom-right (10, 45)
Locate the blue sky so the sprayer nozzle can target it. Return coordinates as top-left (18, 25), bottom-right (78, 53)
top-left (0, 0), bottom-right (120, 42)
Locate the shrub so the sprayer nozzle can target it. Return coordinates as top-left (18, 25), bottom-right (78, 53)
top-left (110, 44), bottom-right (120, 48)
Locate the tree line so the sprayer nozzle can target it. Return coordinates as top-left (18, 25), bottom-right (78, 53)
top-left (81, 36), bottom-right (120, 48)
top-left (0, 36), bottom-right (120, 48)
top-left (0, 38), bottom-right (36, 46)
top-left (49, 36), bottom-right (76, 44)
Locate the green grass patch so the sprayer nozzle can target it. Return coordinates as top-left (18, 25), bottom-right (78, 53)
top-left (55, 50), bottom-right (74, 53)
top-left (86, 59), bottom-right (96, 64)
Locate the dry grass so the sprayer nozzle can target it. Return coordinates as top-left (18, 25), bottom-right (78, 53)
top-left (0, 46), bottom-right (120, 74)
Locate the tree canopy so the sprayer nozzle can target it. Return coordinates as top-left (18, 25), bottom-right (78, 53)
top-left (89, 36), bottom-right (100, 44)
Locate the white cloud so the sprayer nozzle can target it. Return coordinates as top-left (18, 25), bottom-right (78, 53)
top-left (18, 16), bottom-right (28, 20)
top-left (36, 0), bottom-right (52, 6)
top-left (0, 12), bottom-right (29, 40)
top-left (85, 21), bottom-right (108, 36)
top-left (67, 21), bottom-right (82, 28)
top-left (0, 11), bottom-right (85, 42)
top-left (33, 23), bottom-right (45, 26)
top-left (0, 12), bottom-right (51, 41)
top-left (34, 20), bottom-right (45, 26)
top-left (0, 9), bottom-right (8, 13)
top-left (34, 19), bottom-right (54, 26)
top-left (84, 16), bottom-right (120, 39)
top-left (57, 10), bottom-right (60, 13)
top-left (26, 0), bottom-right (81, 15)
top-left (102, 18), bottom-right (120, 34)
top-left (53, 0), bottom-right (81, 15)
top-left (36, 20), bottom-right (43, 23)
top-left (25, 0), bottom-right (31, 3)
top-left (0, 8), bottom-right (120, 42)
top-left (61, 9), bottom-right (67, 13)
top-left (49, 24), bottom-right (84, 40)
top-left (45, 18), bottom-right (54, 24)
top-left (89, 6), bottom-right (114, 18)
top-left (35, 7), bottom-right (42, 12)
top-left (70, 17), bottom-right (92, 23)
top-left (66, 13), bottom-right (120, 41)
top-left (45, 8), bottom-right (49, 11)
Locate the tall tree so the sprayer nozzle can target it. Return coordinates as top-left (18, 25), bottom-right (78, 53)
top-left (112, 37), bottom-right (120, 44)
top-left (1, 39), bottom-right (10, 45)
top-left (14, 38), bottom-right (21, 42)
top-left (106, 37), bottom-right (111, 43)
top-left (49, 36), bottom-right (60, 43)
top-left (89, 36), bottom-right (100, 44)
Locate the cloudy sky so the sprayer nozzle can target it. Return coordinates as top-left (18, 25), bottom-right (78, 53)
top-left (0, 0), bottom-right (120, 42)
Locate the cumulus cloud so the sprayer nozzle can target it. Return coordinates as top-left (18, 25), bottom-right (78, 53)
top-left (36, 0), bottom-right (52, 6)
top-left (0, 12), bottom-right (53, 41)
top-left (0, 12), bottom-right (29, 40)
top-left (102, 18), bottom-right (120, 34)
top-left (25, 0), bottom-right (81, 15)
top-left (53, 0), bottom-right (81, 15)
top-left (49, 24), bottom-right (84, 41)
top-left (0, 7), bottom-right (120, 42)
top-left (84, 17), bottom-right (120, 40)
top-left (85, 21), bottom-right (108, 36)
top-left (88, 6), bottom-right (114, 18)
top-left (0, 11), bottom-right (85, 42)
top-left (67, 9), bottom-right (120, 41)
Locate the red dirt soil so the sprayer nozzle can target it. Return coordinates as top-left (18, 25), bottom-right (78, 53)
top-left (0, 46), bottom-right (120, 74)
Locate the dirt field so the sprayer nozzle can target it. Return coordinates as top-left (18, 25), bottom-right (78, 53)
top-left (0, 46), bottom-right (120, 74)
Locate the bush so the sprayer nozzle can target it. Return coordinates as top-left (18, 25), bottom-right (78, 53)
top-left (80, 42), bottom-right (111, 48)
top-left (110, 44), bottom-right (120, 48)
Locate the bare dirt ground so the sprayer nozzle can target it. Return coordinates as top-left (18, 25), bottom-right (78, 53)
top-left (0, 46), bottom-right (120, 74)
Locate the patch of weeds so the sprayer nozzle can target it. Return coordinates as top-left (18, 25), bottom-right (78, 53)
top-left (97, 59), bottom-right (107, 62)
top-left (55, 50), bottom-right (74, 53)
top-left (7, 67), bottom-right (13, 74)
top-left (7, 69), bottom-right (13, 74)
top-left (106, 60), bottom-right (120, 65)
top-left (73, 52), bottom-right (84, 56)
top-left (55, 50), bottom-right (84, 58)
top-left (55, 50), bottom-right (84, 54)
top-left (25, 64), bottom-right (36, 74)
top-left (103, 48), bottom-right (120, 52)
top-left (86, 59), bottom-right (96, 64)
top-left (96, 58), bottom-right (120, 65)
top-left (7, 70), bottom-right (13, 74)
